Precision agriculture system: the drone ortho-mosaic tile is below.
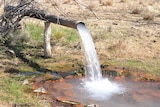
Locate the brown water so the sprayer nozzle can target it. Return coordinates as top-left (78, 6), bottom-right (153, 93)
top-left (51, 78), bottom-right (160, 107)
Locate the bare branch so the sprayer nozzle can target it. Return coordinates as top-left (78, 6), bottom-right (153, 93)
top-left (0, 0), bottom-right (36, 37)
top-left (73, 0), bottom-right (99, 19)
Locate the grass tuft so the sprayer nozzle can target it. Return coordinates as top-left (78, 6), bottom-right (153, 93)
top-left (2, 29), bottom-right (30, 46)
top-left (88, 3), bottom-right (95, 10)
top-left (120, 0), bottom-right (128, 3)
top-left (143, 13), bottom-right (154, 20)
top-left (54, 31), bottom-right (64, 40)
top-left (25, 23), bottom-right (44, 41)
top-left (99, 0), bottom-right (113, 6)
top-left (131, 8), bottom-right (141, 14)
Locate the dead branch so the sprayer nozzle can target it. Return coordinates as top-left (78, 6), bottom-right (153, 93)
top-left (0, 0), bottom-right (35, 37)
top-left (73, 0), bottom-right (99, 19)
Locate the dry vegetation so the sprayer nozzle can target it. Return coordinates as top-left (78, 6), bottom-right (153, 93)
top-left (99, 0), bottom-right (113, 6)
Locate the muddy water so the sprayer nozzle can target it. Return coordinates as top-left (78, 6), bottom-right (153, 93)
top-left (51, 78), bottom-right (160, 107)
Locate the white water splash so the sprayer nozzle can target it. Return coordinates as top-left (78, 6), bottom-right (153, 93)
top-left (77, 23), bottom-right (125, 100)
top-left (82, 78), bottom-right (125, 100)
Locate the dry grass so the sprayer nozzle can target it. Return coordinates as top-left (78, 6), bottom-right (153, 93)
top-left (54, 31), bottom-right (64, 40)
top-left (63, 0), bottom-right (72, 4)
top-left (99, 0), bottom-right (113, 6)
top-left (88, 3), bottom-right (96, 11)
top-left (51, 2), bottom-right (58, 6)
top-left (100, 36), bottom-right (159, 59)
top-left (127, 1), bottom-right (143, 14)
top-left (139, 0), bottom-right (156, 6)
top-left (131, 8), bottom-right (142, 14)
top-left (51, 0), bottom-right (62, 6)
top-left (0, 1), bottom-right (4, 14)
top-left (143, 13), bottom-right (154, 20)
top-left (120, 0), bottom-right (129, 3)
top-left (92, 18), bottom-right (160, 60)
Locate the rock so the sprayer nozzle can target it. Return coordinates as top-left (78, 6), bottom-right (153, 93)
top-left (57, 97), bottom-right (83, 107)
top-left (43, 73), bottom-right (63, 82)
top-left (33, 87), bottom-right (47, 94)
top-left (12, 103), bottom-right (33, 107)
top-left (87, 104), bottom-right (99, 107)
top-left (112, 22), bottom-right (118, 25)
top-left (5, 49), bottom-right (16, 58)
top-left (22, 79), bottom-right (29, 85)
top-left (65, 75), bottom-right (75, 79)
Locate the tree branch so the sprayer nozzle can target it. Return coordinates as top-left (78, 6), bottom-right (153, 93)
top-left (0, 0), bottom-right (34, 37)
top-left (73, 0), bottom-right (99, 19)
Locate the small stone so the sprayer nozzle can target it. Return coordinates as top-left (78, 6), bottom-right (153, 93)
top-left (22, 79), bottom-right (29, 85)
top-left (87, 104), bottom-right (99, 107)
top-left (57, 97), bottom-right (83, 107)
top-left (112, 22), bottom-right (118, 25)
top-left (5, 49), bottom-right (16, 58)
top-left (33, 87), bottom-right (47, 94)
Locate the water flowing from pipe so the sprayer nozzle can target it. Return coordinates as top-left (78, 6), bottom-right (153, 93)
top-left (77, 23), bottom-right (102, 81)
top-left (77, 23), bottom-right (125, 100)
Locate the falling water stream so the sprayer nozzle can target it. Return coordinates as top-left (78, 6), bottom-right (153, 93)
top-left (76, 23), bottom-right (125, 100)
top-left (77, 23), bottom-right (102, 80)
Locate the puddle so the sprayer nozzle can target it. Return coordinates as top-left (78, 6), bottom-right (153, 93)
top-left (46, 78), bottom-right (160, 107)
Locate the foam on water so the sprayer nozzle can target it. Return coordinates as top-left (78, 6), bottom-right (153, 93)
top-left (77, 23), bottom-right (125, 100)
top-left (82, 78), bottom-right (125, 100)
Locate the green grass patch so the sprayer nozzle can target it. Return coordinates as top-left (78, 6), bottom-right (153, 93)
top-left (0, 77), bottom-right (48, 106)
top-left (25, 23), bottom-right (79, 46)
top-left (17, 63), bottom-right (36, 72)
top-left (25, 23), bottom-right (44, 41)
top-left (51, 25), bottom-right (79, 44)
top-left (63, 29), bottom-right (78, 43)
top-left (104, 58), bottom-right (160, 76)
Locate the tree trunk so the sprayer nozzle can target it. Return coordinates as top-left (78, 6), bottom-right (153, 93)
top-left (44, 22), bottom-right (52, 58)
